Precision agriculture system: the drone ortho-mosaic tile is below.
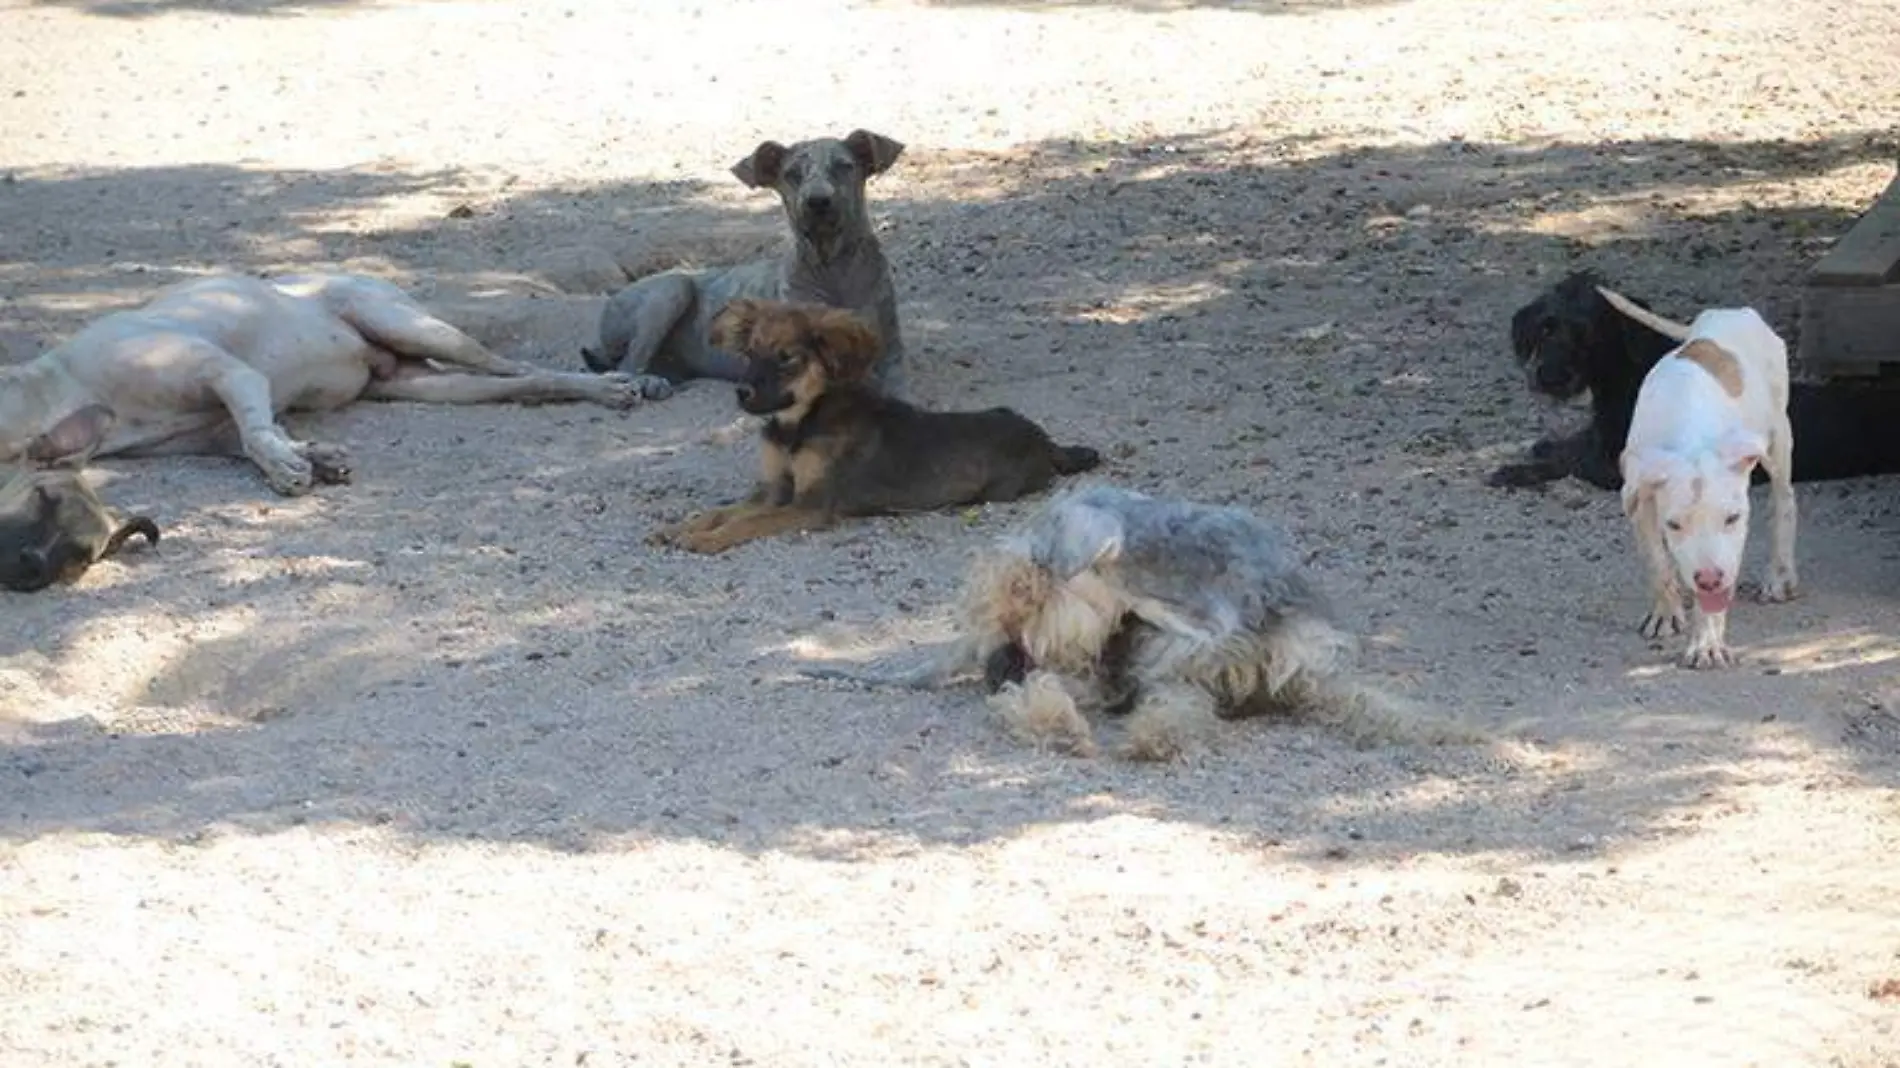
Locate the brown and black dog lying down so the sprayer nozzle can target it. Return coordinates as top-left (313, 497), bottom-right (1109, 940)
top-left (650, 299), bottom-right (1101, 555)
top-left (1, 405), bottom-right (159, 592)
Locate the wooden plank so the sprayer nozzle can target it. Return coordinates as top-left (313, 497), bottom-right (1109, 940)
top-left (1799, 283), bottom-right (1900, 375)
top-left (1808, 166), bottom-right (1900, 286)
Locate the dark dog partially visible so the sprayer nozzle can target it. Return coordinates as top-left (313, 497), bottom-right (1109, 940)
top-left (1, 405), bottom-right (159, 593)
top-left (1490, 270), bottom-right (1900, 490)
top-left (648, 299), bottom-right (1100, 555)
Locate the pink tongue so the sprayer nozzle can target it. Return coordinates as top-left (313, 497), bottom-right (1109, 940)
top-left (1696, 587), bottom-right (1733, 614)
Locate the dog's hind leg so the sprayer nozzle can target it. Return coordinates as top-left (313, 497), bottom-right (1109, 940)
top-left (363, 369), bottom-right (639, 409)
top-left (338, 296), bottom-right (536, 378)
top-left (361, 372), bottom-right (638, 408)
top-left (1118, 681), bottom-right (1221, 761)
top-left (585, 274), bottom-right (707, 399)
top-left (1758, 418), bottom-right (1800, 603)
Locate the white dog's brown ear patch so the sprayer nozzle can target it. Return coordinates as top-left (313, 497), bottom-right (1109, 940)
top-left (1678, 340), bottom-right (1744, 399)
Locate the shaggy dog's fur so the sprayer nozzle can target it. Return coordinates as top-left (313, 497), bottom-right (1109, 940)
top-left (1490, 270), bottom-right (1900, 490)
top-left (649, 299), bottom-right (1099, 555)
top-left (801, 484), bottom-right (1485, 759)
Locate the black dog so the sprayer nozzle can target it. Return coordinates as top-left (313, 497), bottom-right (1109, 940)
top-left (1490, 270), bottom-right (1900, 490)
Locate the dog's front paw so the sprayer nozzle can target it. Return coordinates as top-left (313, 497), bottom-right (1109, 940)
top-left (647, 510), bottom-right (720, 548)
top-left (252, 442), bottom-right (315, 497)
top-left (674, 527), bottom-right (737, 556)
top-left (1680, 638), bottom-right (1735, 670)
top-left (300, 442), bottom-right (353, 485)
top-left (1639, 606), bottom-right (1684, 639)
top-left (1486, 462), bottom-right (1554, 489)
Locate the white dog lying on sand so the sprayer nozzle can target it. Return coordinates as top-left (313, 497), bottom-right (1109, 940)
top-left (0, 273), bottom-right (642, 496)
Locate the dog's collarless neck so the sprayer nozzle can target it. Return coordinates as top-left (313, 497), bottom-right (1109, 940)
top-left (761, 413), bottom-right (805, 449)
top-left (759, 388), bottom-right (881, 450)
top-left (790, 231), bottom-right (880, 273)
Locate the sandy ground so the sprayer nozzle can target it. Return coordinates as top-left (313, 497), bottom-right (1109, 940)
top-left (3, 0), bottom-right (1900, 1064)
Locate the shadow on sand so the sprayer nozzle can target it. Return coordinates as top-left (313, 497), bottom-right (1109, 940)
top-left (3, 127), bottom-right (1897, 867)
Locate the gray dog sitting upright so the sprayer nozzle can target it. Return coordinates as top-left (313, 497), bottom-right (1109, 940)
top-left (583, 129), bottom-right (909, 399)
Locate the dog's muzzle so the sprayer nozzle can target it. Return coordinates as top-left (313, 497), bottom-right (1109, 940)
top-left (984, 642), bottom-right (1032, 692)
top-left (2, 548), bottom-right (52, 593)
top-left (1526, 351), bottom-right (1584, 401)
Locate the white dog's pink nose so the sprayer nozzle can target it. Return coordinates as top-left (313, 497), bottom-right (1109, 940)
top-left (1693, 567), bottom-right (1726, 592)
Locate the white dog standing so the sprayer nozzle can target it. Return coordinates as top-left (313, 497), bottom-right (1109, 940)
top-left (0, 273), bottom-right (642, 496)
top-left (1599, 288), bottom-right (1798, 668)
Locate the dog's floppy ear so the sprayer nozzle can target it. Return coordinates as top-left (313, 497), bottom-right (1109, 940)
top-left (710, 299), bottom-right (764, 352)
top-left (1046, 502), bottom-right (1125, 578)
top-left (808, 308), bottom-right (883, 382)
top-left (1714, 426), bottom-right (1767, 476)
top-left (844, 130), bottom-right (904, 177)
top-left (1619, 447), bottom-right (1689, 517)
top-left (1507, 300), bottom-right (1541, 364)
top-left (25, 404), bottom-right (116, 467)
top-left (731, 141), bottom-right (789, 188)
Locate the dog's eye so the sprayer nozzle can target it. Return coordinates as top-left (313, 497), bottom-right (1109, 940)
top-left (782, 165), bottom-right (805, 185)
top-left (777, 351), bottom-right (801, 368)
top-left (1664, 519), bottom-right (1683, 533)
top-left (1724, 513), bottom-right (1741, 527)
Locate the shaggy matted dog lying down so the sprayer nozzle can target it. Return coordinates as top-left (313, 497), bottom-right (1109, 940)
top-left (800, 484), bottom-right (1485, 760)
top-left (0, 406), bottom-right (158, 593)
top-left (649, 299), bottom-right (1099, 555)
top-left (0, 272), bottom-right (644, 496)
top-left (1490, 270), bottom-right (1900, 490)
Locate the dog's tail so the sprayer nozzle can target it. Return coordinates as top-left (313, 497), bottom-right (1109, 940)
top-left (1260, 613), bottom-right (1488, 748)
top-left (795, 637), bottom-right (981, 691)
top-left (1296, 674), bottom-right (1489, 748)
top-left (1596, 285), bottom-right (1692, 343)
top-left (581, 312), bottom-right (633, 373)
top-left (1051, 444), bottom-right (1101, 475)
top-left (580, 343), bottom-right (619, 374)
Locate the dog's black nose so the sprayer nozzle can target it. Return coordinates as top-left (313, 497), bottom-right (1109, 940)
top-left (804, 193), bottom-right (834, 214)
top-left (5, 548), bottom-right (50, 592)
